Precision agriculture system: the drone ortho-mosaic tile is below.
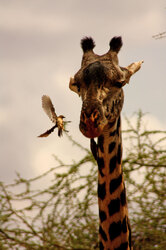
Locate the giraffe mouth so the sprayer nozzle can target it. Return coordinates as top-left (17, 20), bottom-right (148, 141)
top-left (80, 121), bottom-right (102, 138)
top-left (79, 114), bottom-right (107, 138)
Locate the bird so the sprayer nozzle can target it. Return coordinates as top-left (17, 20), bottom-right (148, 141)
top-left (38, 95), bottom-right (70, 137)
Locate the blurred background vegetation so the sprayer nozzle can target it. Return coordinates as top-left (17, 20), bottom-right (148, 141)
top-left (0, 111), bottom-right (166, 250)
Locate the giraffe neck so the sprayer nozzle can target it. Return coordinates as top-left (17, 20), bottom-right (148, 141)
top-left (91, 116), bottom-right (131, 250)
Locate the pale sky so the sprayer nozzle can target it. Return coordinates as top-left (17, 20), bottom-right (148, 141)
top-left (0, 0), bottom-right (166, 182)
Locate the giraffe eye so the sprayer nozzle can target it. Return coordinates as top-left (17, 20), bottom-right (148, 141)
top-left (113, 82), bottom-right (123, 88)
top-left (113, 80), bottom-right (127, 88)
top-left (72, 82), bottom-right (80, 92)
top-left (77, 84), bottom-right (80, 92)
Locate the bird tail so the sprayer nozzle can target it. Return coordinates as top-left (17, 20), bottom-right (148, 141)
top-left (38, 125), bottom-right (57, 137)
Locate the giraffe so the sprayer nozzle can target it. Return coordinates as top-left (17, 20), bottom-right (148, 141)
top-left (69, 36), bottom-right (143, 250)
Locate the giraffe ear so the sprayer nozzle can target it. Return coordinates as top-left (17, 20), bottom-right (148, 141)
top-left (69, 77), bottom-right (80, 96)
top-left (126, 61), bottom-right (144, 75)
top-left (120, 60), bottom-right (144, 84)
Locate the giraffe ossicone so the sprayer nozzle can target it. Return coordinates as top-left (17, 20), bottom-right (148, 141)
top-left (69, 36), bottom-right (143, 250)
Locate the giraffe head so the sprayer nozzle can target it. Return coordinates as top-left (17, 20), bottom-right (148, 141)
top-left (69, 37), bottom-right (143, 138)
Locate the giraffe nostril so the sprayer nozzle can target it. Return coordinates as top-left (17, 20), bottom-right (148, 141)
top-left (81, 111), bottom-right (87, 122)
top-left (91, 110), bottom-right (100, 122)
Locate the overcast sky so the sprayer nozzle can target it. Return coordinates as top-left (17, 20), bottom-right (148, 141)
top-left (0, 0), bottom-right (166, 183)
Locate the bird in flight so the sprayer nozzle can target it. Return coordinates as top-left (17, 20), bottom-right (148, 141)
top-left (38, 95), bottom-right (70, 137)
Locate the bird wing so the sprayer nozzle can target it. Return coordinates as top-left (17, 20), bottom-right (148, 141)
top-left (38, 125), bottom-right (57, 137)
top-left (42, 95), bottom-right (57, 123)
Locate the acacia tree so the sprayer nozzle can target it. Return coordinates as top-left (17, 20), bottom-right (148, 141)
top-left (0, 111), bottom-right (165, 249)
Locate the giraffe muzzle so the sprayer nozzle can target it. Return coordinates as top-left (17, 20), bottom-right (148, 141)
top-left (79, 109), bottom-right (105, 138)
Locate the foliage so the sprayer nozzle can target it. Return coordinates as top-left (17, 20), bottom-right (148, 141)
top-left (0, 111), bottom-right (166, 250)
top-left (122, 111), bottom-right (166, 249)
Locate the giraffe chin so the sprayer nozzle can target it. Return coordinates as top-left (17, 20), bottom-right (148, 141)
top-left (81, 129), bottom-right (102, 138)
